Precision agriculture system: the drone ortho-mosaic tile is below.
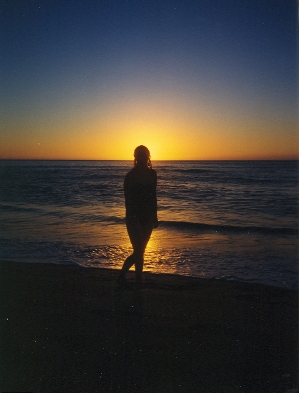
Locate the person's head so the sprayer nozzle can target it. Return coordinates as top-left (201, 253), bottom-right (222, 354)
top-left (134, 145), bottom-right (152, 168)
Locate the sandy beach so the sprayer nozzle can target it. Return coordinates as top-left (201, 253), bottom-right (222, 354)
top-left (1, 261), bottom-right (298, 393)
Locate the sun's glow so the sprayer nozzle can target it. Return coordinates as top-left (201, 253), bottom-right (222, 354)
top-left (0, 90), bottom-right (297, 160)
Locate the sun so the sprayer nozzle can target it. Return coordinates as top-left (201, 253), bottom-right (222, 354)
top-left (110, 125), bottom-right (183, 160)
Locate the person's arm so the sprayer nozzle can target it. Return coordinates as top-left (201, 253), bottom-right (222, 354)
top-left (124, 172), bottom-right (134, 216)
top-left (152, 171), bottom-right (158, 228)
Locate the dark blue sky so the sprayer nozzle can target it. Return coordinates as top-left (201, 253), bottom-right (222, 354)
top-left (0, 0), bottom-right (297, 159)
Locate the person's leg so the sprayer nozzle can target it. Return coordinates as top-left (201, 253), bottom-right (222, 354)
top-left (126, 219), bottom-right (144, 283)
top-left (119, 217), bottom-right (154, 285)
top-left (133, 220), bottom-right (153, 284)
top-left (121, 218), bottom-right (153, 284)
top-left (118, 253), bottom-right (136, 284)
top-left (121, 254), bottom-right (136, 272)
top-left (118, 217), bottom-right (143, 284)
top-left (134, 251), bottom-right (144, 285)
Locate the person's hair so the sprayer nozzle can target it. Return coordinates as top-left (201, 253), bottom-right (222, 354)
top-left (134, 145), bottom-right (152, 168)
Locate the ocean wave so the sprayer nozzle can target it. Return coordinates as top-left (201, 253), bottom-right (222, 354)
top-left (158, 220), bottom-right (298, 235)
top-left (0, 202), bottom-right (43, 214)
top-left (1, 200), bottom-right (297, 236)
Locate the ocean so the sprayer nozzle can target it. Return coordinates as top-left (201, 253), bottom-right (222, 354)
top-left (0, 160), bottom-right (297, 290)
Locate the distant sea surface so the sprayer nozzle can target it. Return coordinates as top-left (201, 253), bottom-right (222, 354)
top-left (0, 160), bottom-right (298, 290)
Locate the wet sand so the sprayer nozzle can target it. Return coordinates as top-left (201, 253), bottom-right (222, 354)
top-left (1, 261), bottom-right (298, 393)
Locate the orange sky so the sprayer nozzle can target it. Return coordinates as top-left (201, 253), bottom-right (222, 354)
top-left (1, 90), bottom-right (297, 160)
top-left (1, 1), bottom-right (297, 161)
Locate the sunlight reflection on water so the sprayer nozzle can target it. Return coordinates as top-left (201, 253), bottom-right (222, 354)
top-left (1, 160), bottom-right (297, 289)
top-left (67, 226), bottom-right (298, 289)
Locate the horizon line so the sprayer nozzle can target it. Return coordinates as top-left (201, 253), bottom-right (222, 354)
top-left (0, 158), bottom-right (298, 162)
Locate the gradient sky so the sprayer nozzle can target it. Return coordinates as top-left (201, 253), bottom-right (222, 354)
top-left (0, 0), bottom-right (297, 160)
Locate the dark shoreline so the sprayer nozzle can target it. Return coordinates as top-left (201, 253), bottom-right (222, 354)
top-left (1, 261), bottom-right (298, 392)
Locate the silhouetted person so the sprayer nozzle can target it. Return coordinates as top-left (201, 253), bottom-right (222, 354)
top-left (118, 145), bottom-right (158, 286)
